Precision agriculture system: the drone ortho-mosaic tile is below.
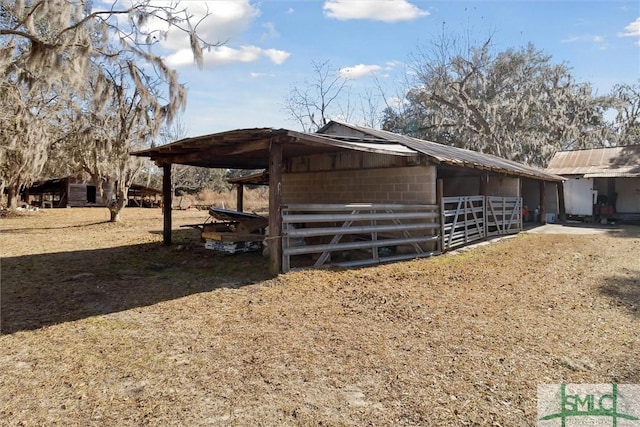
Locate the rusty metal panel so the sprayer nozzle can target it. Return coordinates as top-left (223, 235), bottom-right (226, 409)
top-left (547, 145), bottom-right (640, 177)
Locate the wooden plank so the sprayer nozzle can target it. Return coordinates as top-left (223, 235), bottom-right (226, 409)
top-left (201, 232), bottom-right (264, 242)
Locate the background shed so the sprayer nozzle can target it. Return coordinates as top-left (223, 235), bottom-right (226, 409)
top-left (546, 145), bottom-right (640, 222)
top-left (24, 177), bottom-right (161, 208)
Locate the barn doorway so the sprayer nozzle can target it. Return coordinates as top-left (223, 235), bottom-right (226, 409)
top-left (86, 185), bottom-right (97, 203)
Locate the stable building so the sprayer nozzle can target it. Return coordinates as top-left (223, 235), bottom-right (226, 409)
top-left (134, 121), bottom-right (563, 274)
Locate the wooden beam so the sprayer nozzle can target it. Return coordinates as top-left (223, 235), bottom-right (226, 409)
top-left (236, 184), bottom-right (244, 212)
top-left (268, 140), bottom-right (283, 275)
top-left (155, 151), bottom-right (269, 169)
top-left (437, 178), bottom-right (444, 253)
top-left (479, 173), bottom-right (489, 196)
top-left (539, 180), bottom-right (546, 225)
top-left (163, 164), bottom-right (172, 245)
top-left (558, 181), bottom-right (566, 222)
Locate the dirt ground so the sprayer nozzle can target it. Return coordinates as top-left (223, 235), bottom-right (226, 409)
top-left (1, 207), bottom-right (639, 426)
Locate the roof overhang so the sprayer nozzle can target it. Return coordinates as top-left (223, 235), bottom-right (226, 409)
top-left (133, 128), bottom-right (419, 169)
top-left (133, 124), bottom-right (565, 183)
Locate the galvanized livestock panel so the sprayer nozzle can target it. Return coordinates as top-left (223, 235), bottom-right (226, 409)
top-left (485, 196), bottom-right (522, 236)
top-left (281, 203), bottom-right (441, 272)
top-left (441, 196), bottom-right (486, 250)
top-left (441, 196), bottom-right (523, 250)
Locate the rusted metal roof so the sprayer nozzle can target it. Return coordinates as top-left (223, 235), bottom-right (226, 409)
top-left (134, 122), bottom-right (564, 182)
top-left (318, 121), bottom-right (564, 182)
top-left (133, 128), bottom-right (418, 169)
top-left (546, 145), bottom-right (640, 177)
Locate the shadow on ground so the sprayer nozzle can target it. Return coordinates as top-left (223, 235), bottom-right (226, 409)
top-left (0, 221), bottom-right (112, 233)
top-left (1, 231), bottom-right (271, 334)
top-left (600, 273), bottom-right (640, 319)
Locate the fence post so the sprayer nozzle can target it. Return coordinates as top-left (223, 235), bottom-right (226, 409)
top-left (437, 179), bottom-right (444, 253)
top-left (483, 196), bottom-right (487, 238)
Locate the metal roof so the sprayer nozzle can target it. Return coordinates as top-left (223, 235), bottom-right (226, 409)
top-left (546, 145), bottom-right (640, 178)
top-left (318, 121), bottom-right (564, 182)
top-left (133, 127), bottom-right (417, 169)
top-left (134, 122), bottom-right (563, 182)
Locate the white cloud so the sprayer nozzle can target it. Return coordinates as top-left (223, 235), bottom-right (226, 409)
top-left (165, 45), bottom-right (290, 68)
top-left (323, 0), bottom-right (429, 22)
top-left (250, 72), bottom-right (275, 78)
top-left (561, 34), bottom-right (608, 49)
top-left (264, 49), bottom-right (290, 64)
top-left (286, 7), bottom-right (295, 14)
top-left (384, 60), bottom-right (403, 70)
top-left (261, 22), bottom-right (279, 40)
top-left (339, 64), bottom-right (382, 79)
top-left (134, 1), bottom-right (260, 51)
top-left (118, 1), bottom-right (291, 68)
top-left (618, 17), bottom-right (640, 38)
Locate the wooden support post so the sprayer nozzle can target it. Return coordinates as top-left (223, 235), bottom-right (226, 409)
top-left (163, 164), bottom-right (172, 245)
top-left (268, 141), bottom-right (283, 275)
top-left (558, 181), bottom-right (566, 222)
top-left (479, 173), bottom-right (489, 196)
top-left (437, 178), bottom-right (444, 253)
top-left (539, 180), bottom-right (546, 225)
top-left (236, 184), bottom-right (244, 212)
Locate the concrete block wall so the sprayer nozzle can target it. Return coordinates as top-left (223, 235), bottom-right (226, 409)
top-left (487, 176), bottom-right (520, 197)
top-left (443, 177), bottom-right (478, 197)
top-left (282, 166), bottom-right (437, 205)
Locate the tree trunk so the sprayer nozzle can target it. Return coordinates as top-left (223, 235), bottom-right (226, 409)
top-left (7, 184), bottom-right (19, 209)
top-left (107, 183), bottom-right (128, 222)
top-left (109, 204), bottom-right (121, 222)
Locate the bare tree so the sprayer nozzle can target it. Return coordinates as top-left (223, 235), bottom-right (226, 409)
top-left (284, 60), bottom-right (350, 132)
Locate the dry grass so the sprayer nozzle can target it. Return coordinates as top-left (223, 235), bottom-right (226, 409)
top-left (175, 188), bottom-right (269, 213)
top-left (1, 208), bottom-right (639, 426)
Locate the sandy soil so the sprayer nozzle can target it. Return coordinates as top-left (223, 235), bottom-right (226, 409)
top-left (1, 207), bottom-right (638, 426)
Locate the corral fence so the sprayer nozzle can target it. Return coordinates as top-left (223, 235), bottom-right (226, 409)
top-left (281, 196), bottom-right (522, 272)
top-left (281, 203), bottom-right (441, 272)
top-left (441, 196), bottom-right (522, 250)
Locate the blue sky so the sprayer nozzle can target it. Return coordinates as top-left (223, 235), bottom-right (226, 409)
top-left (127, 0), bottom-right (640, 138)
